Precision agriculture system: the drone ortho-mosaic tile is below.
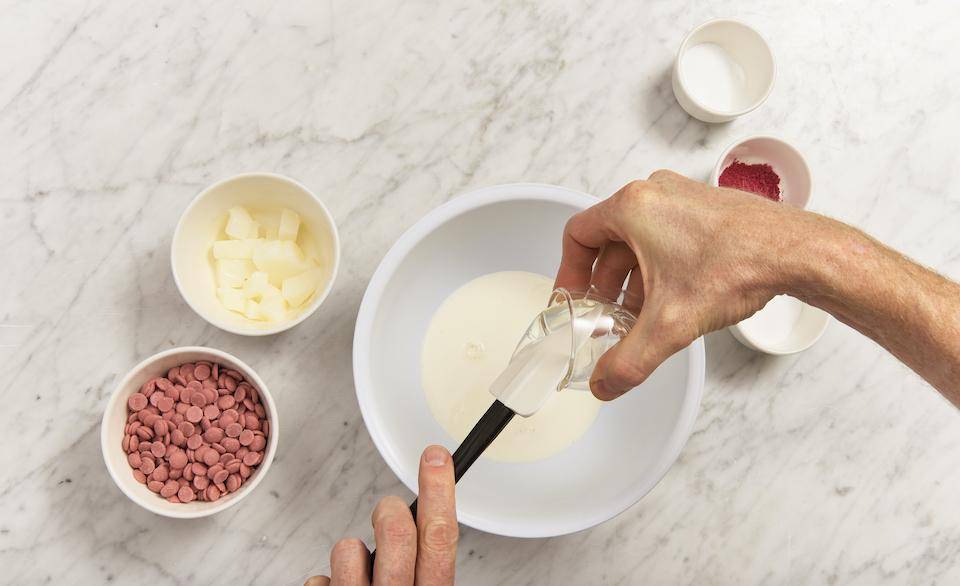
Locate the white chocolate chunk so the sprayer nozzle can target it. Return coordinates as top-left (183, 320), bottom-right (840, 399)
top-left (252, 240), bottom-right (309, 286)
top-left (278, 208), bottom-right (301, 241)
top-left (259, 293), bottom-right (287, 322)
top-left (257, 212), bottom-right (280, 240)
top-left (212, 239), bottom-right (256, 260)
top-left (218, 287), bottom-right (246, 312)
top-left (225, 206), bottom-right (256, 239)
top-left (282, 267), bottom-right (324, 307)
top-left (243, 270), bottom-right (281, 300)
top-left (243, 299), bottom-right (262, 320)
top-left (216, 259), bottom-right (252, 288)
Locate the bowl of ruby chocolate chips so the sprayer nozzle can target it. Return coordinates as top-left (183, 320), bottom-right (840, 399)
top-left (101, 347), bottom-right (278, 517)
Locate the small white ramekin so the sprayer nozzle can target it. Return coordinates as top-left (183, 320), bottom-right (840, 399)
top-left (672, 19), bottom-right (775, 123)
top-left (101, 346), bottom-right (279, 518)
top-left (710, 135), bottom-right (830, 354)
top-left (172, 172), bottom-right (340, 336)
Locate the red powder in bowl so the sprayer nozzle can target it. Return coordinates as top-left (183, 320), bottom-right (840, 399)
top-left (718, 159), bottom-right (781, 202)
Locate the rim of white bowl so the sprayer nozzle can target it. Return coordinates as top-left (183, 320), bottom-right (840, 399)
top-left (100, 346), bottom-right (279, 518)
top-left (675, 18), bottom-right (777, 118)
top-left (171, 172), bottom-right (341, 336)
top-left (353, 182), bottom-right (706, 538)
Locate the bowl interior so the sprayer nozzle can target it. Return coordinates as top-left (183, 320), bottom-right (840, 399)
top-left (101, 347), bottom-right (278, 518)
top-left (680, 20), bottom-right (774, 113)
top-left (172, 173), bottom-right (339, 335)
top-left (356, 185), bottom-right (705, 537)
top-left (714, 137), bottom-right (811, 208)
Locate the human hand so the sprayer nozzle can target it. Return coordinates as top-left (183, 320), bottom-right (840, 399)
top-left (305, 445), bottom-right (458, 586)
top-left (556, 170), bottom-right (826, 399)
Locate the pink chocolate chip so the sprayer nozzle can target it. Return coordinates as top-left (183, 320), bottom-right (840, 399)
top-left (177, 486), bottom-right (196, 503)
top-left (127, 393), bottom-right (148, 411)
top-left (160, 480), bottom-right (179, 498)
top-left (202, 448), bottom-right (219, 467)
top-left (158, 397), bottom-right (175, 413)
top-left (185, 406), bottom-right (203, 423)
top-left (238, 429), bottom-right (254, 446)
top-left (249, 435), bottom-right (266, 452)
top-left (168, 450), bottom-right (188, 470)
top-left (203, 427), bottom-right (224, 443)
top-left (194, 364), bottom-right (211, 380)
top-left (186, 434), bottom-right (203, 450)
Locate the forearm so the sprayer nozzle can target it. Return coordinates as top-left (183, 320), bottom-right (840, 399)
top-left (784, 215), bottom-right (960, 405)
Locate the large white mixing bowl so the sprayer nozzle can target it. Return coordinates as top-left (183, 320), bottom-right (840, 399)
top-left (353, 183), bottom-right (705, 538)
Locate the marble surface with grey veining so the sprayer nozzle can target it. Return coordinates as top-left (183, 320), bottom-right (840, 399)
top-left (2, 0), bottom-right (959, 584)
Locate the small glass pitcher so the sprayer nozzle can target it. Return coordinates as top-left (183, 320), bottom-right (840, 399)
top-left (512, 286), bottom-right (638, 392)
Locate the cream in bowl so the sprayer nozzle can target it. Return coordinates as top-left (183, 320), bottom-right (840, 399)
top-left (172, 173), bottom-right (340, 336)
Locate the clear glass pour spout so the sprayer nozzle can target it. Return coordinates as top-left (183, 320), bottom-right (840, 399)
top-left (489, 286), bottom-right (638, 416)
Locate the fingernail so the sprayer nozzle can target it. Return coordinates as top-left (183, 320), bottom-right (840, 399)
top-left (424, 445), bottom-right (448, 467)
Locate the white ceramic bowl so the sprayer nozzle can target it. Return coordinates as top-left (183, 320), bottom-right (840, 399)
top-left (672, 19), bottom-right (775, 123)
top-left (172, 172), bottom-right (340, 336)
top-left (353, 183), bottom-right (706, 538)
top-left (101, 346), bottom-right (279, 518)
top-left (711, 136), bottom-right (830, 354)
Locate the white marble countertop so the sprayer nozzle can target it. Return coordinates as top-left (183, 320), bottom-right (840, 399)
top-left (3, 1), bottom-right (960, 584)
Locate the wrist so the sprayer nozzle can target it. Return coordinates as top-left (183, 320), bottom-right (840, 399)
top-left (779, 212), bottom-right (873, 310)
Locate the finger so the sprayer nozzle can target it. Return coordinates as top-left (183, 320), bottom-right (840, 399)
top-left (330, 538), bottom-right (371, 586)
top-left (371, 496), bottom-right (416, 586)
top-left (590, 242), bottom-right (637, 300)
top-left (555, 197), bottom-right (621, 292)
top-left (622, 267), bottom-right (645, 314)
top-left (589, 310), bottom-right (688, 400)
top-left (415, 445), bottom-right (458, 586)
top-left (305, 577), bottom-right (331, 586)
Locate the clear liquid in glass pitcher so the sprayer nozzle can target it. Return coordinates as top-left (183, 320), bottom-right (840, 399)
top-left (488, 286), bottom-right (638, 416)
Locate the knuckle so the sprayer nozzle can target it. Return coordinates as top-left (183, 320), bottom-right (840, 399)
top-left (372, 495), bottom-right (407, 520)
top-left (606, 358), bottom-right (649, 389)
top-left (610, 358), bottom-right (648, 385)
top-left (331, 537), bottom-right (364, 559)
top-left (378, 514), bottom-right (416, 544)
top-left (648, 168), bottom-right (675, 182)
top-left (622, 179), bottom-right (649, 199)
top-left (423, 470), bottom-right (451, 493)
top-left (420, 519), bottom-right (459, 552)
top-left (617, 180), bottom-right (657, 210)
